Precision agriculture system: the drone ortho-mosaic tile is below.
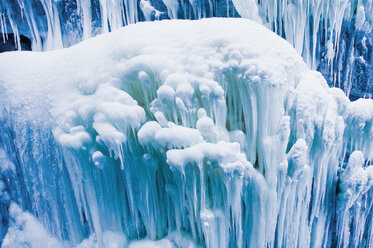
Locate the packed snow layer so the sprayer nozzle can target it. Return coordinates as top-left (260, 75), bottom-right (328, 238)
top-left (1, 0), bottom-right (372, 99)
top-left (0, 18), bottom-right (373, 247)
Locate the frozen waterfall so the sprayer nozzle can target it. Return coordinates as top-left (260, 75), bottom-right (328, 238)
top-left (1, 18), bottom-right (373, 247)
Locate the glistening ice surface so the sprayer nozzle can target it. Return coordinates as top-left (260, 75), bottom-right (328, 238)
top-left (0, 18), bottom-right (373, 248)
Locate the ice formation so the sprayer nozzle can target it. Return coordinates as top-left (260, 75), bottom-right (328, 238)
top-left (1, 18), bottom-right (373, 247)
top-left (1, 0), bottom-right (372, 98)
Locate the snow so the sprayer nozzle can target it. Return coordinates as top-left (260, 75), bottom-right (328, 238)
top-left (0, 18), bottom-right (373, 247)
top-left (166, 141), bottom-right (250, 173)
top-left (2, 0), bottom-right (372, 99)
top-left (139, 121), bottom-right (204, 149)
top-left (77, 232), bottom-right (128, 248)
top-left (2, 204), bottom-right (64, 248)
top-left (129, 238), bottom-right (174, 248)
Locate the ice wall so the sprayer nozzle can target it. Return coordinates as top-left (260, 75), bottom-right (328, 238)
top-left (0, 19), bottom-right (373, 248)
top-left (1, 0), bottom-right (372, 98)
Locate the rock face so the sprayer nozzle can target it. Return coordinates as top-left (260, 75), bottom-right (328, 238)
top-left (0, 34), bottom-right (31, 53)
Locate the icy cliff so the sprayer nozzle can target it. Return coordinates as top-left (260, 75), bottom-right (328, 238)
top-left (0, 18), bottom-right (373, 248)
top-left (1, 0), bottom-right (372, 98)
